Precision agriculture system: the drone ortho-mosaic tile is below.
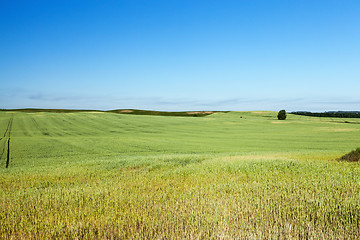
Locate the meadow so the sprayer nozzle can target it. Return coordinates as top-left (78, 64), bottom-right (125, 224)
top-left (0, 110), bottom-right (359, 239)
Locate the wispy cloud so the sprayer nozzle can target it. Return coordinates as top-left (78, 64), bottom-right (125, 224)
top-left (27, 93), bottom-right (101, 102)
top-left (1, 88), bottom-right (359, 112)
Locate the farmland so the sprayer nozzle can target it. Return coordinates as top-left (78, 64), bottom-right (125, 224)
top-left (0, 110), bottom-right (359, 239)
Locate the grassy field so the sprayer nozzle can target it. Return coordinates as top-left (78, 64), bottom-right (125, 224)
top-left (0, 111), bottom-right (359, 239)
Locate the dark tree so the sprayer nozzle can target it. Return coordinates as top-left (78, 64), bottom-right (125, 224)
top-left (277, 110), bottom-right (287, 120)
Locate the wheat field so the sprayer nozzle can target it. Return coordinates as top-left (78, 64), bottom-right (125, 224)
top-left (0, 111), bottom-right (359, 239)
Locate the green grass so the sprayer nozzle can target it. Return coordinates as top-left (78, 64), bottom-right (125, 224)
top-left (1, 108), bottom-right (222, 117)
top-left (0, 111), bottom-right (360, 239)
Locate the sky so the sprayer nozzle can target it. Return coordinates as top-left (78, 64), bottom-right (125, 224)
top-left (1, 0), bottom-right (360, 111)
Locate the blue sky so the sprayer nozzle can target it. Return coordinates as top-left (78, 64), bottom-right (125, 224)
top-left (1, 0), bottom-right (359, 111)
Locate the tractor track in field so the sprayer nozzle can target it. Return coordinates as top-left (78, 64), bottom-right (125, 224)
top-left (31, 117), bottom-right (49, 135)
top-left (5, 138), bottom-right (10, 168)
top-left (31, 118), bottom-right (41, 131)
top-left (3, 116), bottom-right (13, 138)
top-left (1, 115), bottom-right (13, 168)
top-left (0, 143), bottom-right (5, 162)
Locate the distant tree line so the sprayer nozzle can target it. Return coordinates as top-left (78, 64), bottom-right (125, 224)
top-left (291, 111), bottom-right (360, 118)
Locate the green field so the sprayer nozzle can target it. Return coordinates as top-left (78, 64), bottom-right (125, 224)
top-left (1, 111), bottom-right (359, 239)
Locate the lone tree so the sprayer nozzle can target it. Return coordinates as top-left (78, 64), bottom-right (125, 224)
top-left (277, 110), bottom-right (287, 120)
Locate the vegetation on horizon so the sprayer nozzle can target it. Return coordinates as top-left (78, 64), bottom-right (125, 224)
top-left (292, 111), bottom-right (360, 118)
top-left (108, 109), bottom-right (225, 117)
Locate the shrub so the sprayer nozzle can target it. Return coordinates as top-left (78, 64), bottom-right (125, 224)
top-left (277, 110), bottom-right (287, 120)
top-left (338, 148), bottom-right (360, 162)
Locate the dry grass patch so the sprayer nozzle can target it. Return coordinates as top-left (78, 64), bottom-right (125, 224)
top-left (186, 111), bottom-right (214, 114)
top-left (119, 110), bottom-right (134, 113)
top-left (271, 121), bottom-right (289, 124)
top-left (252, 111), bottom-right (269, 114)
top-left (214, 153), bottom-right (293, 162)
